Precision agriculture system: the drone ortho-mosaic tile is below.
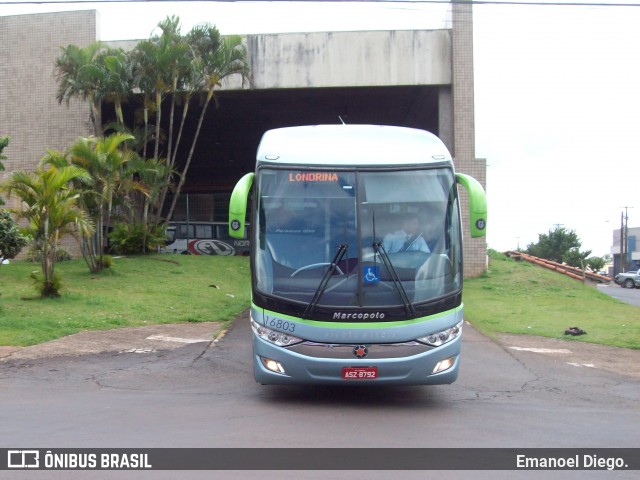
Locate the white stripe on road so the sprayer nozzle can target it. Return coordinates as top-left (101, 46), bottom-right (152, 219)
top-left (121, 348), bottom-right (155, 354)
top-left (567, 362), bottom-right (596, 368)
top-left (509, 347), bottom-right (573, 354)
top-left (145, 335), bottom-right (211, 344)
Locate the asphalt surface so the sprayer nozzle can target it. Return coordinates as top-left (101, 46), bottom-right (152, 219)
top-left (0, 321), bottom-right (224, 361)
top-left (1, 309), bottom-right (639, 380)
top-left (1, 311), bottom-right (639, 480)
top-left (597, 282), bottom-right (640, 308)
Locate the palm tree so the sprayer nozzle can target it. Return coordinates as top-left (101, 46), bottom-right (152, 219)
top-left (154, 16), bottom-right (191, 172)
top-left (127, 155), bottom-right (174, 253)
top-left (54, 43), bottom-right (106, 136)
top-left (54, 19), bottom-right (251, 229)
top-left (66, 133), bottom-right (138, 271)
top-left (0, 136), bottom-right (9, 206)
top-left (131, 19), bottom-right (184, 164)
top-left (164, 25), bottom-right (250, 224)
top-left (98, 47), bottom-right (133, 128)
top-left (1, 165), bottom-right (93, 297)
top-left (0, 135), bottom-right (8, 172)
top-left (129, 39), bottom-right (158, 159)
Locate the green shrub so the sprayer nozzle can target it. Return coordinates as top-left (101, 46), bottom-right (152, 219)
top-left (0, 210), bottom-right (28, 260)
top-left (108, 222), bottom-right (167, 255)
top-left (25, 243), bottom-right (72, 263)
top-left (29, 271), bottom-right (62, 298)
top-left (98, 255), bottom-right (113, 269)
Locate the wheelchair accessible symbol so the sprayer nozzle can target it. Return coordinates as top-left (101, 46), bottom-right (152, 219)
top-left (363, 266), bottom-right (380, 284)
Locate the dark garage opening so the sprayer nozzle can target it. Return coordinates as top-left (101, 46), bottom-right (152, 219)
top-left (119, 85), bottom-right (441, 222)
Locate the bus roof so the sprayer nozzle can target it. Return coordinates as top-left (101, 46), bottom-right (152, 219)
top-left (256, 125), bottom-right (453, 167)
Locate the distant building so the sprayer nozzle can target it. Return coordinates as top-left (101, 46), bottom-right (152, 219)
top-left (612, 226), bottom-right (640, 274)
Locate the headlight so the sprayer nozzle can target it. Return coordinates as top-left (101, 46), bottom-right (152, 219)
top-left (417, 320), bottom-right (463, 347)
top-left (251, 319), bottom-right (303, 347)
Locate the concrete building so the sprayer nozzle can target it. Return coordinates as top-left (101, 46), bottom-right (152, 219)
top-left (0, 4), bottom-right (487, 276)
top-left (612, 226), bottom-right (640, 274)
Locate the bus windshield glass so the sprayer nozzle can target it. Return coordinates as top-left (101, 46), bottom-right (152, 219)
top-left (255, 168), bottom-right (461, 311)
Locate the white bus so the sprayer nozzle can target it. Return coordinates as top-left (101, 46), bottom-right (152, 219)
top-left (229, 125), bottom-right (487, 385)
top-left (161, 221), bottom-right (250, 256)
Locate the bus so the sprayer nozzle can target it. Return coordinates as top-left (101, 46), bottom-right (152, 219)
top-left (160, 221), bottom-right (250, 256)
top-left (229, 125), bottom-right (487, 385)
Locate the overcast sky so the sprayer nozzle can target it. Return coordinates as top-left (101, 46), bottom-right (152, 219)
top-left (3, 1), bottom-right (639, 257)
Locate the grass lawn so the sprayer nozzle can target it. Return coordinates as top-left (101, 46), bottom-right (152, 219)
top-left (2, 250), bottom-right (639, 350)
top-left (0, 255), bottom-right (251, 346)
top-left (464, 251), bottom-right (640, 349)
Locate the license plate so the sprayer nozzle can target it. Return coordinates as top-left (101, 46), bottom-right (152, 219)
top-left (342, 367), bottom-right (378, 380)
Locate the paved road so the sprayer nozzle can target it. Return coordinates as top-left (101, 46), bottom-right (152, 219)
top-left (1, 313), bottom-right (639, 480)
top-left (597, 282), bottom-right (640, 307)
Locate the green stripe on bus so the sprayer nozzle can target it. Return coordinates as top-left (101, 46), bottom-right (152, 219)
top-left (253, 303), bottom-right (463, 329)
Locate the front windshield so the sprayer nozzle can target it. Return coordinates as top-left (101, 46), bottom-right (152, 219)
top-left (254, 168), bottom-right (461, 312)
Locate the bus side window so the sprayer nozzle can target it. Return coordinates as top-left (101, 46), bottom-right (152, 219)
top-left (196, 224), bottom-right (213, 239)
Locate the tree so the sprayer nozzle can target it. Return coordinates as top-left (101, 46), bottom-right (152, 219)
top-left (587, 256), bottom-right (606, 273)
top-left (0, 135), bottom-right (8, 172)
top-left (1, 136), bottom-right (9, 206)
top-left (49, 133), bottom-right (140, 272)
top-left (164, 25), bottom-right (249, 224)
top-left (98, 47), bottom-right (134, 128)
top-left (129, 38), bottom-right (165, 160)
top-left (54, 18), bottom-right (251, 226)
top-left (1, 166), bottom-right (93, 297)
top-left (153, 16), bottom-right (192, 171)
top-left (54, 43), bottom-right (106, 136)
top-left (563, 247), bottom-right (592, 269)
top-left (130, 17), bottom-right (191, 221)
top-left (526, 226), bottom-right (591, 265)
top-left (126, 155), bottom-right (174, 253)
top-left (0, 210), bottom-right (28, 266)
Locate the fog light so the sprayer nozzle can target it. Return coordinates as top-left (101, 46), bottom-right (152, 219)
top-left (433, 356), bottom-right (456, 374)
top-left (260, 356), bottom-right (286, 375)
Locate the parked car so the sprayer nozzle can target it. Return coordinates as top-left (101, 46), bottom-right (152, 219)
top-left (614, 270), bottom-right (639, 289)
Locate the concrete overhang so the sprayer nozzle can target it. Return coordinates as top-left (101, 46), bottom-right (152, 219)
top-left (243, 29), bottom-right (452, 89)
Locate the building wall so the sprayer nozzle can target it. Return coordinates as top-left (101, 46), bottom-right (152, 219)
top-left (612, 226), bottom-right (640, 273)
top-left (452, 2), bottom-right (488, 277)
top-left (0, 10), bottom-right (96, 185)
top-left (1, 10), bottom-right (97, 254)
top-left (245, 29), bottom-right (451, 89)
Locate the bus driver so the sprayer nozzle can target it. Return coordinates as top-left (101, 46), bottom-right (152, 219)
top-left (383, 214), bottom-right (430, 254)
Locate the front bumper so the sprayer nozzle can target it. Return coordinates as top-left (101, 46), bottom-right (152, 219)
top-left (252, 333), bottom-right (461, 386)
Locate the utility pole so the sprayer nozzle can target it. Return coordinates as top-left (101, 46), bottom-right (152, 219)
top-left (620, 207), bottom-right (632, 273)
top-left (620, 211), bottom-right (625, 273)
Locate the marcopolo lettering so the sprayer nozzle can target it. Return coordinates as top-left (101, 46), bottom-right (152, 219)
top-left (333, 312), bottom-right (386, 320)
top-left (288, 172), bottom-right (338, 182)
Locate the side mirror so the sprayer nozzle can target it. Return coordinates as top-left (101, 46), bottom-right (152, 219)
top-left (456, 173), bottom-right (487, 238)
top-left (229, 172), bottom-right (254, 239)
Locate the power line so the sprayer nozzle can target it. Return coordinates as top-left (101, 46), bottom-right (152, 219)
top-left (3, 0), bottom-right (640, 8)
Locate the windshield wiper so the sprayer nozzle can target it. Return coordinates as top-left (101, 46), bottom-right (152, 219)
top-left (303, 244), bottom-right (348, 319)
top-left (373, 241), bottom-right (418, 317)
